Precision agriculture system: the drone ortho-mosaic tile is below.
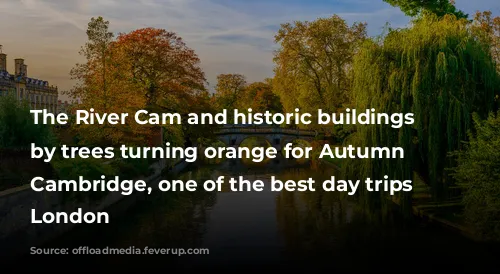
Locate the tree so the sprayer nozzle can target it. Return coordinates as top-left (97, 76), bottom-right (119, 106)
top-left (244, 81), bottom-right (283, 113)
top-left (113, 28), bottom-right (213, 147)
top-left (213, 74), bottom-right (247, 111)
top-left (0, 94), bottom-right (54, 149)
top-left (345, 14), bottom-right (498, 211)
top-left (273, 15), bottom-right (367, 122)
top-left (68, 17), bottom-right (114, 111)
top-left (472, 11), bottom-right (500, 72)
top-left (181, 90), bottom-right (219, 146)
top-left (67, 16), bottom-right (133, 146)
top-left (451, 111), bottom-right (500, 240)
top-left (383, 0), bottom-right (468, 19)
top-left (114, 28), bottom-right (206, 111)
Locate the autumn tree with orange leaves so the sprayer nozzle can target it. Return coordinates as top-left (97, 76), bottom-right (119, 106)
top-left (244, 81), bottom-right (282, 114)
top-left (472, 11), bottom-right (500, 72)
top-left (113, 28), bottom-right (207, 112)
top-left (113, 27), bottom-right (210, 146)
top-left (68, 18), bottom-right (211, 147)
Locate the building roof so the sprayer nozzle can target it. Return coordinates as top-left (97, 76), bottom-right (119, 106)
top-left (0, 70), bottom-right (50, 87)
top-left (26, 78), bottom-right (49, 86)
top-left (0, 70), bottom-right (11, 80)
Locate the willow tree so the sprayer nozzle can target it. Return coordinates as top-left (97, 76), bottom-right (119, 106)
top-left (345, 13), bottom-right (499, 209)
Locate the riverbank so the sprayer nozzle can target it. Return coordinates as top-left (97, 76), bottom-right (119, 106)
top-left (0, 158), bottom-right (190, 257)
top-left (404, 174), bottom-right (473, 238)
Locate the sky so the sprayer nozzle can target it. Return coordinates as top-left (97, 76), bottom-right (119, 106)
top-left (0, 0), bottom-right (499, 101)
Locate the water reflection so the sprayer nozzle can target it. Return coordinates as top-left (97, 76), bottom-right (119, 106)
top-left (37, 157), bottom-right (499, 271)
top-left (181, 160), bottom-right (498, 271)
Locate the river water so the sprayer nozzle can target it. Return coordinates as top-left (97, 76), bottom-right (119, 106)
top-left (33, 157), bottom-right (499, 271)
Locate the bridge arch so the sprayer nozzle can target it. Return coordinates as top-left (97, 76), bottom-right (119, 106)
top-left (215, 126), bottom-right (316, 151)
top-left (217, 135), bottom-right (232, 147)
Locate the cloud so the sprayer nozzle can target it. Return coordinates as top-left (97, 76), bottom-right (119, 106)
top-left (0, 0), bottom-right (498, 98)
top-left (19, 0), bottom-right (87, 31)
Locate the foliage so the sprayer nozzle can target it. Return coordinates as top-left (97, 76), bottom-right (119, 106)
top-left (345, 14), bottom-right (499, 209)
top-left (471, 11), bottom-right (500, 72)
top-left (68, 17), bottom-right (148, 146)
top-left (51, 156), bottom-right (117, 202)
top-left (113, 28), bottom-right (210, 146)
top-left (273, 15), bottom-right (366, 131)
top-left (243, 81), bottom-right (283, 113)
top-left (0, 94), bottom-right (55, 148)
top-left (451, 112), bottom-right (500, 241)
top-left (70, 17), bottom-right (114, 111)
top-left (213, 74), bottom-right (247, 111)
top-left (114, 28), bottom-right (206, 109)
top-left (383, 0), bottom-right (467, 19)
top-left (330, 124), bottom-right (354, 143)
top-left (68, 18), bottom-right (210, 147)
top-left (181, 90), bottom-right (218, 145)
top-left (52, 157), bottom-right (116, 181)
top-left (163, 124), bottom-right (185, 148)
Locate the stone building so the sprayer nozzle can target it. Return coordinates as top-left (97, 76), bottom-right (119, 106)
top-left (0, 46), bottom-right (58, 113)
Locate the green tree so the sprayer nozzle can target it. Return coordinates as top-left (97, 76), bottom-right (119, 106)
top-left (0, 94), bottom-right (55, 148)
top-left (67, 16), bottom-right (117, 146)
top-left (213, 74), bottom-right (247, 111)
top-left (181, 90), bottom-right (219, 146)
top-left (69, 16), bottom-right (114, 111)
top-left (273, 15), bottom-right (367, 128)
top-left (345, 14), bottom-right (498, 211)
top-left (383, 0), bottom-right (468, 19)
top-left (451, 111), bottom-right (500, 240)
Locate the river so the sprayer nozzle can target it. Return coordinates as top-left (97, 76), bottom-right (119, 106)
top-left (28, 156), bottom-right (499, 271)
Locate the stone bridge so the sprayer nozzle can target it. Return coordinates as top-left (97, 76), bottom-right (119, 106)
top-left (215, 125), bottom-right (317, 151)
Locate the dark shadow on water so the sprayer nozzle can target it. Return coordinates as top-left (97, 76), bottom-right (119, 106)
top-left (8, 157), bottom-right (500, 272)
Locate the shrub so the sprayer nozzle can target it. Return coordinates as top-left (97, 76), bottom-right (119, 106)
top-left (451, 111), bottom-right (500, 241)
top-left (51, 157), bottom-right (117, 202)
top-left (0, 94), bottom-right (55, 148)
